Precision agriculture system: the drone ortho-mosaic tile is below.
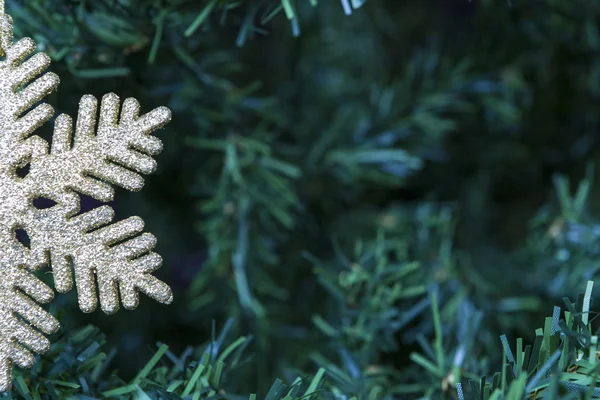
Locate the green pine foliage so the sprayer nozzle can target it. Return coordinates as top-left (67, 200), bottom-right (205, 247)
top-left (7, 0), bottom-right (600, 398)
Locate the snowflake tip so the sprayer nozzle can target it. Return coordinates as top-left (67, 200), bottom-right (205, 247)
top-left (11, 52), bottom-right (50, 90)
top-left (15, 72), bottom-right (59, 116)
top-left (0, 366), bottom-right (11, 393)
top-left (16, 268), bottom-right (55, 304)
top-left (7, 37), bottom-right (35, 63)
top-left (16, 103), bottom-right (54, 140)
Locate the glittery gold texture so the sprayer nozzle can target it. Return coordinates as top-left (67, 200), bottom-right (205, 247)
top-left (0, 10), bottom-right (172, 391)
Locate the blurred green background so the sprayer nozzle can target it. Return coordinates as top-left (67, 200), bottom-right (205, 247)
top-left (9, 0), bottom-right (600, 398)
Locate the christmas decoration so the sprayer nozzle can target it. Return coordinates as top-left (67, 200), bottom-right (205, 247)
top-left (0, 3), bottom-right (172, 391)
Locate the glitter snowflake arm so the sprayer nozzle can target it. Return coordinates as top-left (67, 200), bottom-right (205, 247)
top-left (0, 14), bottom-right (58, 169)
top-left (0, 13), bottom-right (61, 391)
top-left (31, 93), bottom-right (170, 202)
top-left (24, 93), bottom-right (173, 314)
top-left (24, 204), bottom-right (172, 314)
top-left (0, 248), bottom-right (58, 392)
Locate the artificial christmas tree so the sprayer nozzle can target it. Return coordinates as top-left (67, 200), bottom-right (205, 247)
top-left (1, 0), bottom-right (600, 398)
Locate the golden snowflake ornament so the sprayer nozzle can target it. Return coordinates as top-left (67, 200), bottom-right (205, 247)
top-left (0, 9), bottom-right (173, 391)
